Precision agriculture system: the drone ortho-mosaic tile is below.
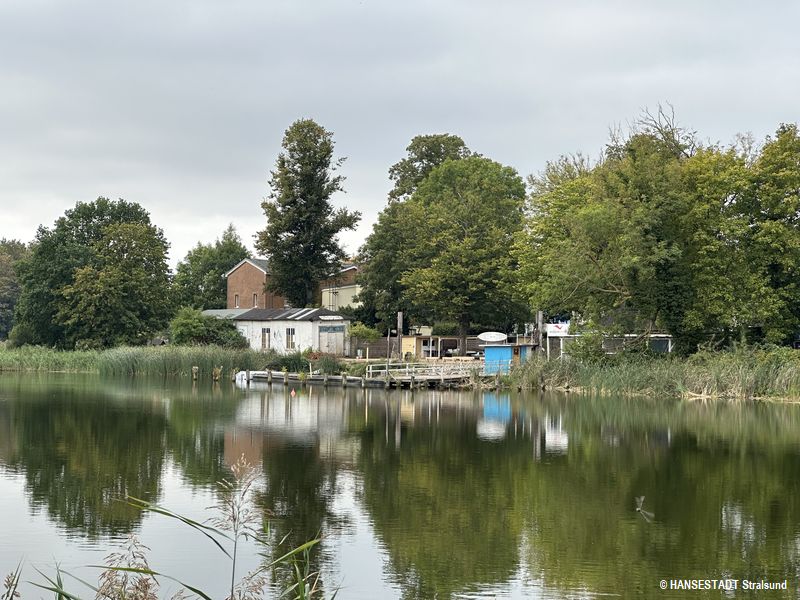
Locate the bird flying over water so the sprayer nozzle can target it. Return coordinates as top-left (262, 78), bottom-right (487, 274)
top-left (635, 496), bottom-right (654, 523)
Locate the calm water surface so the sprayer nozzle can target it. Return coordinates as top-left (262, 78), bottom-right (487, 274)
top-left (1, 374), bottom-right (800, 598)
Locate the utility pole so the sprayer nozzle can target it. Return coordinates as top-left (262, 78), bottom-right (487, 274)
top-left (397, 311), bottom-right (404, 362)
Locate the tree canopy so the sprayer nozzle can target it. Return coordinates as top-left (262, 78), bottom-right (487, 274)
top-left (358, 134), bottom-right (474, 329)
top-left (13, 198), bottom-right (171, 348)
top-left (256, 119), bottom-right (360, 307)
top-left (387, 133), bottom-right (473, 202)
top-left (173, 224), bottom-right (249, 310)
top-left (0, 239), bottom-right (28, 340)
top-left (517, 114), bottom-right (800, 352)
top-left (400, 156), bottom-right (529, 351)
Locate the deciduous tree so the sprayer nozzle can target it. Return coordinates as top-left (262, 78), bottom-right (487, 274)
top-left (14, 198), bottom-right (171, 348)
top-left (400, 156), bottom-right (529, 353)
top-left (173, 224), bottom-right (248, 309)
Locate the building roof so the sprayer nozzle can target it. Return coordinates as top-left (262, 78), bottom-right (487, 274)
top-left (223, 258), bottom-right (270, 278)
top-left (232, 308), bottom-right (350, 322)
top-left (202, 308), bottom-right (252, 319)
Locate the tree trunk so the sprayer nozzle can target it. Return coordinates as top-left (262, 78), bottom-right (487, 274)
top-left (458, 316), bottom-right (469, 357)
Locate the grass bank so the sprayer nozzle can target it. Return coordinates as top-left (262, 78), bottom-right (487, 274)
top-left (509, 346), bottom-right (800, 401)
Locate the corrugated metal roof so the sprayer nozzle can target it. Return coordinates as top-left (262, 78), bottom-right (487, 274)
top-left (233, 308), bottom-right (348, 322)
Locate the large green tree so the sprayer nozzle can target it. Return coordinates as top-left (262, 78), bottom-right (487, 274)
top-left (742, 124), bottom-right (800, 343)
top-left (173, 224), bottom-right (248, 309)
top-left (0, 239), bottom-right (28, 340)
top-left (358, 134), bottom-right (473, 329)
top-left (517, 113), bottom-right (791, 352)
top-left (387, 133), bottom-right (473, 202)
top-left (256, 119), bottom-right (360, 307)
top-left (14, 198), bottom-right (171, 348)
top-left (400, 156), bottom-right (529, 353)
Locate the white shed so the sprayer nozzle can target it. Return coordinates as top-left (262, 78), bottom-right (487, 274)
top-left (204, 307), bottom-right (351, 355)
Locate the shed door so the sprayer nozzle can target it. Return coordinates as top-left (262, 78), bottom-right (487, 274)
top-left (319, 325), bottom-right (345, 355)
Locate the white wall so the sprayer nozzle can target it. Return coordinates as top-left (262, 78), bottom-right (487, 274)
top-left (234, 319), bottom-right (349, 355)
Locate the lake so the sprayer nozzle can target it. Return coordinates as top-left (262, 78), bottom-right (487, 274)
top-left (1, 374), bottom-right (799, 598)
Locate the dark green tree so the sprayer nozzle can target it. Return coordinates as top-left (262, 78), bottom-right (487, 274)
top-left (256, 119), bottom-right (360, 307)
top-left (399, 156), bottom-right (529, 353)
top-left (517, 111), bottom-right (780, 352)
top-left (358, 134), bottom-right (473, 329)
top-left (58, 222), bottom-right (172, 348)
top-left (14, 198), bottom-right (171, 348)
top-left (387, 133), bottom-right (473, 202)
top-left (173, 224), bottom-right (249, 309)
top-left (0, 239), bottom-right (28, 340)
top-left (742, 124), bottom-right (800, 343)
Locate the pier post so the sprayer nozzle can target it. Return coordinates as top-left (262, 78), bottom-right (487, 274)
top-left (283, 371), bottom-right (289, 386)
top-left (192, 366), bottom-right (199, 381)
top-left (323, 374), bottom-right (328, 387)
top-left (341, 372), bottom-right (347, 388)
top-left (267, 370), bottom-right (273, 384)
top-left (361, 376), bottom-right (366, 389)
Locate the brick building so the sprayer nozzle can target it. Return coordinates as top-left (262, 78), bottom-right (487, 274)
top-left (224, 258), bottom-right (286, 310)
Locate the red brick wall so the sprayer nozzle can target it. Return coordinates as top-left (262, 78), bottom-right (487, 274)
top-left (226, 262), bottom-right (286, 309)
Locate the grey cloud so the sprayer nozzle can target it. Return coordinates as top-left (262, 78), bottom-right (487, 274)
top-left (1, 0), bottom-right (798, 265)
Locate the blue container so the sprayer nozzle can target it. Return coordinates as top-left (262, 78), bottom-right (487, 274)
top-left (484, 345), bottom-right (513, 374)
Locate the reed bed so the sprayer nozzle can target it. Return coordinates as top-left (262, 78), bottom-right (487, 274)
top-left (97, 346), bottom-right (272, 377)
top-left (0, 345), bottom-right (99, 372)
top-left (511, 346), bottom-right (800, 401)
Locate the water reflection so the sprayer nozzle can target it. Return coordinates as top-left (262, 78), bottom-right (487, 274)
top-left (1, 375), bottom-right (800, 599)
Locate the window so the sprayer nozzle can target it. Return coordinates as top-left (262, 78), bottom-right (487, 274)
top-left (253, 293), bottom-right (258, 307)
top-left (286, 327), bottom-right (295, 350)
top-left (261, 328), bottom-right (270, 350)
top-left (234, 294), bottom-right (239, 308)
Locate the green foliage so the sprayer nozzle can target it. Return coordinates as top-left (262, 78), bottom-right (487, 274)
top-left (311, 353), bottom-right (343, 375)
top-left (169, 308), bottom-right (248, 348)
top-left (14, 198), bottom-right (171, 349)
top-left (518, 110), bottom-right (800, 353)
top-left (256, 119), bottom-right (360, 307)
top-left (0, 239), bottom-right (28, 340)
top-left (358, 134), bottom-right (473, 329)
top-left (173, 224), bottom-right (249, 310)
top-left (399, 156), bottom-right (530, 350)
top-left (348, 322), bottom-right (381, 343)
top-left (387, 133), bottom-right (473, 202)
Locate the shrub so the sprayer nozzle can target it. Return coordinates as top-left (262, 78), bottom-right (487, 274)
top-left (169, 307), bottom-right (248, 348)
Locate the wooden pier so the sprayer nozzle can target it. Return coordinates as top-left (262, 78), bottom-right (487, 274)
top-left (236, 361), bottom-right (510, 390)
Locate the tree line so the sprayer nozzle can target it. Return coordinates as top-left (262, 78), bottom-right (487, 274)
top-left (2, 110), bottom-right (799, 353)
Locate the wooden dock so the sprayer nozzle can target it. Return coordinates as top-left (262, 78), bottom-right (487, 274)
top-left (236, 361), bottom-right (509, 390)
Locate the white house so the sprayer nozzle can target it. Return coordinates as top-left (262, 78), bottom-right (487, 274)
top-left (204, 307), bottom-right (351, 355)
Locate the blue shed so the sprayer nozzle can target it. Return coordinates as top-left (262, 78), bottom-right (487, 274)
top-left (484, 345), bottom-right (513, 374)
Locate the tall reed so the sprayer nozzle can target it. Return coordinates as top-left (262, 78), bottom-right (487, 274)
top-left (0, 345), bottom-right (99, 373)
top-left (510, 346), bottom-right (800, 400)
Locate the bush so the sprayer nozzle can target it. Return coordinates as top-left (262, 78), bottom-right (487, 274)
top-left (7, 322), bottom-right (36, 348)
top-left (349, 322), bottom-right (381, 343)
top-left (312, 353), bottom-right (343, 374)
top-left (170, 307), bottom-right (248, 348)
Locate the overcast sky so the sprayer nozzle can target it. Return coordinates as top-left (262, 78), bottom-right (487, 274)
top-left (1, 0), bottom-right (798, 266)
